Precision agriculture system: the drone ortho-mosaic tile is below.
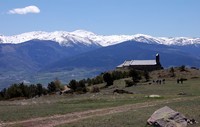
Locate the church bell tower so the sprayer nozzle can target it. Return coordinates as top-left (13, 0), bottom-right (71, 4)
top-left (156, 53), bottom-right (160, 65)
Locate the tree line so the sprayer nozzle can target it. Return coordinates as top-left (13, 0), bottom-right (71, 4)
top-left (0, 83), bottom-right (47, 100)
top-left (0, 79), bottom-right (63, 100)
top-left (0, 70), bottom-right (149, 100)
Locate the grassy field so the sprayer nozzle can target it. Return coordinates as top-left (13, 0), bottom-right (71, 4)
top-left (59, 98), bottom-right (200, 127)
top-left (0, 68), bottom-right (200, 126)
top-left (0, 90), bottom-right (151, 122)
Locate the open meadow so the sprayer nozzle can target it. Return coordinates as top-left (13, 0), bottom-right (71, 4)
top-left (0, 68), bottom-right (200, 127)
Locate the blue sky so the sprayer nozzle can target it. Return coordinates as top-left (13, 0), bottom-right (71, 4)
top-left (0, 0), bottom-right (200, 37)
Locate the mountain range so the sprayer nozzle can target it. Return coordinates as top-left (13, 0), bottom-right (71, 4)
top-left (0, 30), bottom-right (200, 89)
top-left (1, 30), bottom-right (200, 46)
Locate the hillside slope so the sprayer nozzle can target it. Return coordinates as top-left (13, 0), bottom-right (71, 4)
top-left (45, 41), bottom-right (200, 72)
top-left (0, 39), bottom-right (100, 72)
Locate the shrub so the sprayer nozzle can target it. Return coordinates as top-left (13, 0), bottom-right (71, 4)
top-left (68, 79), bottom-right (87, 93)
top-left (68, 80), bottom-right (78, 91)
top-left (169, 67), bottom-right (175, 77)
top-left (125, 80), bottom-right (136, 87)
top-left (129, 69), bottom-right (141, 83)
top-left (179, 65), bottom-right (186, 72)
top-left (91, 86), bottom-right (100, 93)
top-left (103, 72), bottom-right (114, 87)
top-left (144, 70), bottom-right (150, 82)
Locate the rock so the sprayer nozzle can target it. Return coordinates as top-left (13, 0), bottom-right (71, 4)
top-left (145, 95), bottom-right (161, 98)
top-left (147, 106), bottom-right (187, 127)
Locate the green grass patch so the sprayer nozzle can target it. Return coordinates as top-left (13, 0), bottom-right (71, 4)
top-left (59, 97), bottom-right (200, 127)
top-left (0, 94), bottom-right (152, 122)
top-left (0, 77), bottom-right (200, 125)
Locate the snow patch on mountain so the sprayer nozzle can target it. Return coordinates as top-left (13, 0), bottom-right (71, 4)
top-left (0, 30), bottom-right (200, 46)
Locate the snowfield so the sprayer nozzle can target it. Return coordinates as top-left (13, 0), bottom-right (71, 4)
top-left (0, 30), bottom-right (200, 46)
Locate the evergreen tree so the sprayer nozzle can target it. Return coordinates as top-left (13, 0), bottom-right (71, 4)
top-left (47, 81), bottom-right (57, 93)
top-left (103, 72), bottom-right (114, 87)
top-left (28, 84), bottom-right (37, 98)
top-left (144, 71), bottom-right (150, 82)
top-left (5, 84), bottom-right (23, 99)
top-left (78, 80), bottom-right (87, 93)
top-left (0, 88), bottom-right (6, 100)
top-left (86, 78), bottom-right (92, 86)
top-left (47, 79), bottom-right (62, 93)
top-left (129, 69), bottom-right (141, 83)
top-left (36, 83), bottom-right (43, 97)
top-left (19, 83), bottom-right (29, 97)
top-left (68, 80), bottom-right (78, 91)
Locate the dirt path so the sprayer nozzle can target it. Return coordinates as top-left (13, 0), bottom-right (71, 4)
top-left (2, 96), bottom-right (200, 127)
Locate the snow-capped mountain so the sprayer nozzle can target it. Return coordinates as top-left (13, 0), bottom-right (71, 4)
top-left (0, 30), bottom-right (200, 46)
top-left (0, 30), bottom-right (99, 47)
top-left (1, 30), bottom-right (200, 88)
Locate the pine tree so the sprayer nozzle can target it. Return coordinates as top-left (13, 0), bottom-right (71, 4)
top-left (103, 72), bottom-right (114, 87)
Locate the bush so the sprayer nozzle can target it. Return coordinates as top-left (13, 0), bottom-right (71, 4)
top-left (129, 69), bottom-right (141, 83)
top-left (179, 65), bottom-right (186, 72)
top-left (103, 72), bottom-right (114, 87)
top-left (1, 82), bottom-right (47, 100)
top-left (0, 88), bottom-right (6, 100)
top-left (144, 70), bottom-right (150, 82)
top-left (125, 80), bottom-right (136, 87)
top-left (112, 71), bottom-right (127, 80)
top-left (68, 79), bottom-right (87, 93)
top-left (91, 86), bottom-right (100, 93)
top-left (68, 80), bottom-right (78, 91)
top-left (47, 79), bottom-right (63, 93)
top-left (169, 67), bottom-right (175, 77)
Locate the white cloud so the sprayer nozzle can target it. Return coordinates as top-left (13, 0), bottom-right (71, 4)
top-left (8, 5), bottom-right (40, 15)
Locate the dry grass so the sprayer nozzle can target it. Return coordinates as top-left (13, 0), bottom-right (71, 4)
top-left (0, 68), bottom-right (200, 127)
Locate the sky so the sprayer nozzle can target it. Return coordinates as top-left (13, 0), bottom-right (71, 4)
top-left (0, 0), bottom-right (200, 37)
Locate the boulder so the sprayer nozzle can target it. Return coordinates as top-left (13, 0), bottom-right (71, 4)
top-left (147, 106), bottom-right (187, 127)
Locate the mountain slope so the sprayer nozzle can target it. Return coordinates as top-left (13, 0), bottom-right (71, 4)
top-left (45, 41), bottom-right (200, 72)
top-left (1, 30), bottom-right (200, 88)
top-left (0, 39), bottom-right (101, 88)
top-left (0, 39), bottom-right (100, 72)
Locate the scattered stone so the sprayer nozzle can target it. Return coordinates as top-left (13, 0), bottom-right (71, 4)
top-left (0, 121), bottom-right (3, 126)
top-left (187, 118), bottom-right (198, 125)
top-left (145, 95), bottom-right (161, 98)
top-left (178, 92), bottom-right (187, 95)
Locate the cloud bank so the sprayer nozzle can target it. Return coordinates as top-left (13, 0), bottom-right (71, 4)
top-left (8, 5), bottom-right (40, 15)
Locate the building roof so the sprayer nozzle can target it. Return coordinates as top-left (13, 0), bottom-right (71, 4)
top-left (117, 60), bottom-right (157, 68)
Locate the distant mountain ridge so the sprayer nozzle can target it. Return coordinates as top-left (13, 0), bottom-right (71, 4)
top-left (0, 39), bottom-right (100, 72)
top-left (1, 30), bottom-right (200, 88)
top-left (45, 40), bottom-right (200, 72)
top-left (1, 30), bottom-right (200, 46)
